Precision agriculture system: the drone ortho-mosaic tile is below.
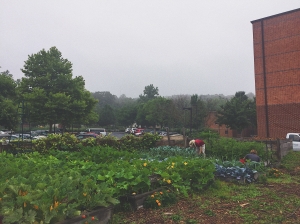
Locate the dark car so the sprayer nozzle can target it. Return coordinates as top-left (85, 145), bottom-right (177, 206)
top-left (76, 133), bottom-right (98, 140)
top-left (31, 130), bottom-right (49, 136)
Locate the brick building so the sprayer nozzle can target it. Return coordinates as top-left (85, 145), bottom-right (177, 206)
top-left (251, 8), bottom-right (300, 138)
top-left (205, 111), bottom-right (256, 138)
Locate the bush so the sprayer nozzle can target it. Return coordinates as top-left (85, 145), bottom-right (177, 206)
top-left (32, 133), bottom-right (81, 152)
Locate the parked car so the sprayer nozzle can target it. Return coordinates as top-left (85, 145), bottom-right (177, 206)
top-left (159, 131), bottom-right (167, 136)
top-left (15, 133), bottom-right (32, 140)
top-left (31, 130), bottom-right (49, 137)
top-left (143, 129), bottom-right (154, 133)
top-left (286, 133), bottom-right (300, 151)
top-left (85, 128), bottom-right (107, 136)
top-left (76, 133), bottom-right (98, 140)
top-left (0, 134), bottom-right (19, 144)
top-left (1, 130), bottom-right (14, 134)
top-left (134, 128), bottom-right (145, 136)
top-left (32, 135), bottom-right (47, 140)
top-left (130, 128), bottom-right (137, 135)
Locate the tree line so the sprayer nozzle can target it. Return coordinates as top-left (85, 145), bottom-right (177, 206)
top-left (0, 47), bottom-right (256, 134)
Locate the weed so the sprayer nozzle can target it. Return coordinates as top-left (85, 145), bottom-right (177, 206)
top-left (204, 209), bottom-right (215, 216)
top-left (281, 151), bottom-right (300, 170)
top-left (171, 214), bottom-right (182, 222)
top-left (186, 219), bottom-right (198, 224)
top-left (111, 214), bottom-right (127, 224)
top-left (203, 180), bottom-right (232, 200)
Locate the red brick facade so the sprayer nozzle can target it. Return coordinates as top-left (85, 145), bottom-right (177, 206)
top-left (251, 8), bottom-right (300, 138)
top-left (205, 112), bottom-right (256, 138)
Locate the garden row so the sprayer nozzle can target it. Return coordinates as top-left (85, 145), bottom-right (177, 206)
top-left (3, 132), bottom-right (268, 161)
top-left (0, 132), bottom-right (268, 223)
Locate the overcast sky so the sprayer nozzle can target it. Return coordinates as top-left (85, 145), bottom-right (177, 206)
top-left (1, 1), bottom-right (300, 98)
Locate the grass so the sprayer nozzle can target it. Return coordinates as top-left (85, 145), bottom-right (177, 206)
top-left (280, 151), bottom-right (300, 170)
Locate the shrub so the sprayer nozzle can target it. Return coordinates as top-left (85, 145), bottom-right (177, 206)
top-left (32, 133), bottom-right (81, 152)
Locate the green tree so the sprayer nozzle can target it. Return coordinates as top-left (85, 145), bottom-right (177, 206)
top-left (98, 105), bottom-right (115, 126)
top-left (92, 91), bottom-right (117, 109)
top-left (190, 95), bottom-right (208, 130)
top-left (136, 103), bottom-right (151, 127)
top-left (18, 47), bottom-right (98, 131)
top-left (116, 103), bottom-right (137, 127)
top-left (216, 91), bottom-right (256, 136)
top-left (141, 97), bottom-right (177, 128)
top-left (139, 84), bottom-right (159, 102)
top-left (0, 69), bottom-right (18, 129)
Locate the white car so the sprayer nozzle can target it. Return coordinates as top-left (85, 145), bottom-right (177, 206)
top-left (130, 128), bottom-right (137, 134)
top-left (32, 135), bottom-right (47, 140)
top-left (286, 133), bottom-right (300, 151)
top-left (86, 128), bottom-right (107, 137)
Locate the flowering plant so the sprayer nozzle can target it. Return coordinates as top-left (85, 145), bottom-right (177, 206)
top-left (143, 189), bottom-right (177, 209)
top-left (268, 168), bottom-right (284, 178)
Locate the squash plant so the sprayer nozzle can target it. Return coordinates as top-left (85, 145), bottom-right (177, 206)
top-left (0, 146), bottom-right (217, 223)
top-left (0, 152), bottom-right (118, 224)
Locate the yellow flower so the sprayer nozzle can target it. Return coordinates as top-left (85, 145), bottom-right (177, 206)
top-left (54, 201), bottom-right (59, 208)
top-left (34, 205), bottom-right (39, 210)
top-left (184, 162), bottom-right (188, 165)
top-left (143, 163), bottom-right (147, 167)
top-left (167, 179), bottom-right (171, 184)
top-left (160, 192), bottom-right (163, 195)
top-left (156, 200), bottom-right (160, 203)
top-left (171, 166), bottom-right (174, 169)
top-left (172, 162), bottom-right (175, 166)
top-left (50, 205), bottom-right (53, 211)
top-left (151, 195), bottom-right (154, 198)
top-left (83, 192), bottom-right (87, 196)
top-left (158, 203), bottom-right (161, 206)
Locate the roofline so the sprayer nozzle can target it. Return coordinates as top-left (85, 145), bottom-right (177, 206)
top-left (251, 8), bottom-right (300, 23)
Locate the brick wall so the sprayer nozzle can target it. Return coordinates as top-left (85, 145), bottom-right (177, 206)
top-left (205, 112), bottom-right (256, 137)
top-left (252, 9), bottom-right (300, 138)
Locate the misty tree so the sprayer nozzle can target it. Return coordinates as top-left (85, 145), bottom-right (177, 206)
top-left (190, 95), bottom-right (208, 130)
top-left (18, 47), bottom-right (98, 131)
top-left (92, 91), bottom-right (117, 109)
top-left (0, 69), bottom-right (18, 129)
top-left (98, 105), bottom-right (115, 126)
top-left (138, 97), bottom-right (177, 128)
top-left (116, 103), bottom-right (138, 127)
top-left (139, 84), bottom-right (159, 102)
top-left (216, 91), bottom-right (256, 136)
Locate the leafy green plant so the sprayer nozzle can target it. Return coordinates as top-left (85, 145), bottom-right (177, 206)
top-left (139, 146), bottom-right (195, 160)
top-left (0, 152), bottom-right (118, 223)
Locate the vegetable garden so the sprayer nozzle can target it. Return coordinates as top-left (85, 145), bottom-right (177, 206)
top-left (0, 132), bottom-right (269, 223)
